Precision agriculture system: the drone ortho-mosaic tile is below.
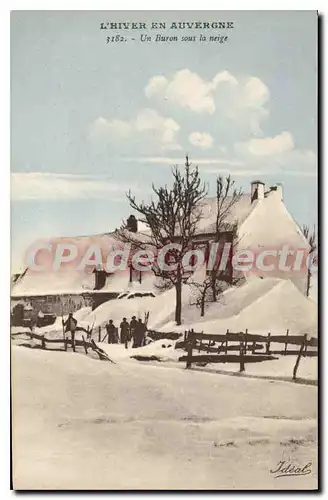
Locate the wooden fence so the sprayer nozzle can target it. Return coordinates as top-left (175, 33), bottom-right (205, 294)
top-left (179, 329), bottom-right (318, 380)
top-left (12, 325), bottom-right (318, 380)
top-left (13, 330), bottom-right (115, 362)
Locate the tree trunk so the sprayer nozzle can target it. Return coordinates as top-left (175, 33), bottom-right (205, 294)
top-left (175, 280), bottom-right (182, 325)
top-left (211, 270), bottom-right (217, 302)
top-left (306, 269), bottom-right (311, 297)
top-left (200, 294), bottom-right (205, 317)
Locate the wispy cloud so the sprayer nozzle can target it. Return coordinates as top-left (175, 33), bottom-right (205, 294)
top-left (202, 167), bottom-right (317, 178)
top-left (89, 108), bottom-right (182, 153)
top-left (126, 157), bottom-right (245, 166)
top-left (11, 173), bottom-right (137, 201)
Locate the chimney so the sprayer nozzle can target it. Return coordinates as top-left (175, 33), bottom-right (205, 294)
top-left (126, 214), bottom-right (138, 233)
top-left (276, 182), bottom-right (283, 201)
top-left (251, 180), bottom-right (265, 202)
top-left (269, 183), bottom-right (283, 201)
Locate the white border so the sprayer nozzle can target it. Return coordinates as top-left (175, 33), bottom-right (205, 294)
top-left (1, 2), bottom-right (325, 499)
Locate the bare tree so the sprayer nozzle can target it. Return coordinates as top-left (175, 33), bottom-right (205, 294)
top-left (190, 269), bottom-right (243, 318)
top-left (188, 175), bottom-right (243, 318)
top-left (210, 175), bottom-right (243, 302)
top-left (190, 277), bottom-right (219, 317)
top-left (115, 156), bottom-right (207, 325)
top-left (302, 224), bottom-right (317, 297)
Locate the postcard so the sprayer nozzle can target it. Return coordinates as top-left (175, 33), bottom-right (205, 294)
top-left (11, 10), bottom-right (318, 490)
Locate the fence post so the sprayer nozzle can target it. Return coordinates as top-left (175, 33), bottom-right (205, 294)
top-left (71, 332), bottom-right (76, 353)
top-left (239, 332), bottom-right (246, 373)
top-left (225, 329), bottom-right (229, 354)
top-left (82, 336), bottom-right (88, 355)
top-left (284, 329), bottom-right (289, 355)
top-left (293, 334), bottom-right (307, 380)
top-left (303, 336), bottom-right (308, 356)
top-left (266, 332), bottom-right (271, 355)
top-left (98, 326), bottom-right (101, 343)
top-left (245, 328), bottom-right (248, 354)
top-left (186, 332), bottom-right (194, 369)
top-left (199, 331), bottom-right (203, 353)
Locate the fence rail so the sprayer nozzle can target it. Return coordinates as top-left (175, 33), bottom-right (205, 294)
top-left (12, 330), bottom-right (114, 362)
top-left (180, 329), bottom-right (318, 380)
top-left (12, 325), bottom-right (317, 381)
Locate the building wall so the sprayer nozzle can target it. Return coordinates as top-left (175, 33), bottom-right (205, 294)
top-left (11, 294), bottom-right (86, 317)
top-left (238, 191), bottom-right (309, 294)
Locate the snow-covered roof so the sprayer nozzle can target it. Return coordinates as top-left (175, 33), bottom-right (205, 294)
top-left (11, 183), bottom-right (309, 298)
top-left (196, 194), bottom-right (257, 234)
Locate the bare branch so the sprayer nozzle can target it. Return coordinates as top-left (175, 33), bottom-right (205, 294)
top-left (113, 155), bottom-right (207, 325)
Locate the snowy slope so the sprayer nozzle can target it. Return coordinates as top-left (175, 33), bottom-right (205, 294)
top-left (12, 346), bottom-right (317, 490)
top-left (150, 277), bottom-right (317, 337)
top-left (31, 276), bottom-right (317, 341)
top-left (79, 295), bottom-right (156, 329)
top-left (181, 280), bottom-right (318, 336)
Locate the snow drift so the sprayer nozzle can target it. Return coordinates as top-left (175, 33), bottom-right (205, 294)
top-left (36, 276), bottom-right (317, 341)
top-left (12, 345), bottom-right (318, 489)
top-left (150, 277), bottom-right (317, 337)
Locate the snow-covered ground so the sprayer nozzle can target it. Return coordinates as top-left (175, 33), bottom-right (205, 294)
top-left (96, 341), bottom-right (318, 383)
top-left (12, 346), bottom-right (317, 490)
top-left (153, 277), bottom-right (317, 337)
top-left (12, 274), bottom-right (317, 489)
top-left (29, 277), bottom-right (317, 342)
top-left (12, 276), bottom-right (316, 387)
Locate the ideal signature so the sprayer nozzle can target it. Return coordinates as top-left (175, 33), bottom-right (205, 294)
top-left (270, 460), bottom-right (312, 479)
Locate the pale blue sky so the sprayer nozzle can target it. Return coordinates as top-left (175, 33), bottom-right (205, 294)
top-left (11, 10), bottom-right (318, 271)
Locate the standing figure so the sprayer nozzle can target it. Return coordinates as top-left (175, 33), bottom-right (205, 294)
top-left (106, 319), bottom-right (117, 344)
top-left (62, 312), bottom-right (78, 352)
top-left (133, 318), bottom-right (147, 348)
top-left (130, 315), bottom-right (138, 343)
top-left (113, 326), bottom-right (119, 344)
top-left (120, 317), bottom-right (130, 349)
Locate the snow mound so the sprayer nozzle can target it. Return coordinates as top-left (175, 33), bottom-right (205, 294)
top-left (157, 277), bottom-right (317, 337)
top-left (81, 296), bottom-right (156, 329)
top-left (27, 276), bottom-right (317, 343)
top-left (98, 339), bottom-right (180, 362)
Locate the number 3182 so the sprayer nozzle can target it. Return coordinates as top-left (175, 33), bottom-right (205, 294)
top-left (106, 35), bottom-right (125, 43)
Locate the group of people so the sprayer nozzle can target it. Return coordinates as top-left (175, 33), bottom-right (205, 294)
top-left (106, 316), bottom-right (147, 349)
top-left (62, 312), bottom-right (148, 352)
